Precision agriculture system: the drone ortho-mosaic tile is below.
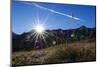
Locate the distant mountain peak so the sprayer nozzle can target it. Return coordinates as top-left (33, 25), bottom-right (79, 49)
top-left (12, 32), bottom-right (20, 39)
top-left (79, 25), bottom-right (87, 30)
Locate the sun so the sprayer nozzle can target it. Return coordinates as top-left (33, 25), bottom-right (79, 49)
top-left (35, 24), bottom-right (45, 34)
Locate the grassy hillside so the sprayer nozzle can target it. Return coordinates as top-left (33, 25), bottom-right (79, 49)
top-left (12, 40), bottom-right (96, 66)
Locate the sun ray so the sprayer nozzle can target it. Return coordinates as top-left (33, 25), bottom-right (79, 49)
top-left (42, 12), bottom-right (52, 25)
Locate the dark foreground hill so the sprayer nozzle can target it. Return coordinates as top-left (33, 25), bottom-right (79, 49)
top-left (12, 26), bottom-right (96, 51)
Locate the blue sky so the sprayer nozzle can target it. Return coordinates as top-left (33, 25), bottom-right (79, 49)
top-left (12, 1), bottom-right (96, 34)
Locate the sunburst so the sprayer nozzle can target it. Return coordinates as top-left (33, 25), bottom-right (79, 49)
top-left (34, 24), bottom-right (45, 34)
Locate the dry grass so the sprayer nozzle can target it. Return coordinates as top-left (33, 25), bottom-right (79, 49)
top-left (12, 40), bottom-right (96, 66)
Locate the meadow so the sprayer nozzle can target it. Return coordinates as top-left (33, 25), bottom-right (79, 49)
top-left (12, 39), bottom-right (96, 66)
